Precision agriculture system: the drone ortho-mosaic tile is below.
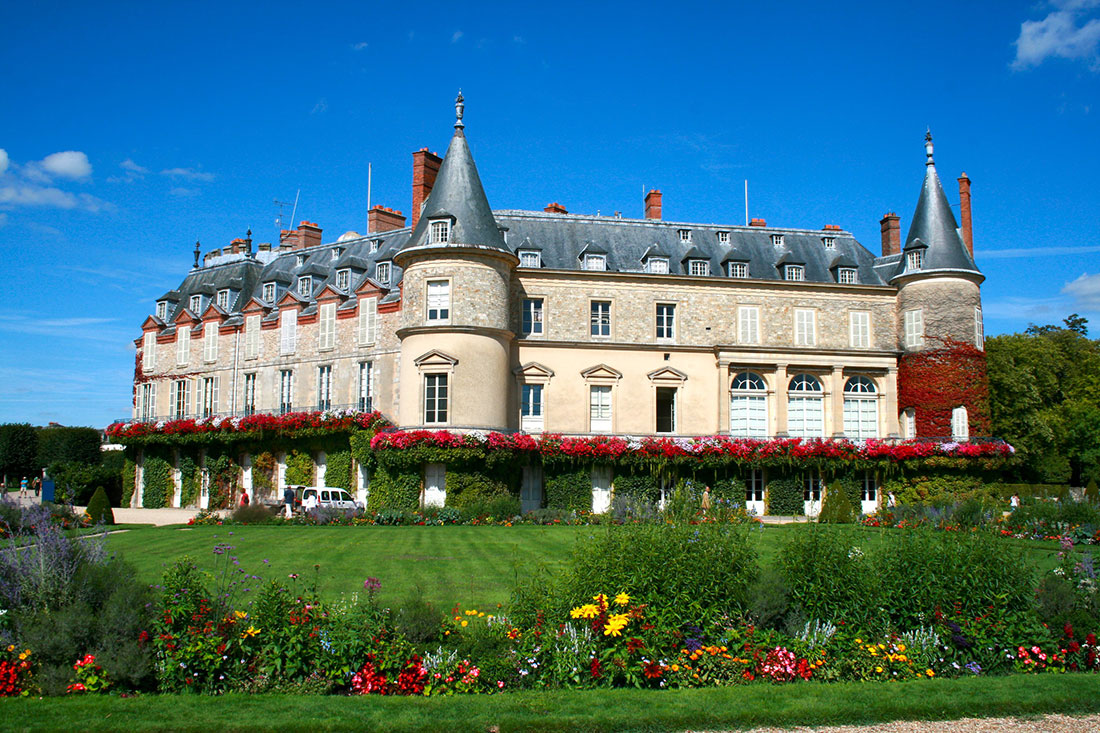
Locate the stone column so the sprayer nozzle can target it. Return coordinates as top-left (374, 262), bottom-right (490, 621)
top-left (134, 449), bottom-right (145, 508)
top-left (773, 364), bottom-right (788, 437)
top-left (199, 449), bottom-right (209, 510)
top-left (830, 365), bottom-right (846, 438)
top-left (315, 451), bottom-right (327, 486)
top-left (717, 359), bottom-right (730, 434)
top-left (884, 367), bottom-right (900, 437)
top-left (172, 448), bottom-right (182, 507)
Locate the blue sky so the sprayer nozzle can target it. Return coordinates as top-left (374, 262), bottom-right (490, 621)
top-left (1, 0), bottom-right (1098, 428)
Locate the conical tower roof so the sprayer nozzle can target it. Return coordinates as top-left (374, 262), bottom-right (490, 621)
top-left (892, 132), bottom-right (981, 281)
top-left (401, 93), bottom-right (508, 253)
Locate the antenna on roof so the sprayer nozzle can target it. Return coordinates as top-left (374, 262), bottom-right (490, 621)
top-left (744, 180), bottom-right (749, 226)
top-left (274, 197), bottom-right (293, 230)
top-left (367, 162), bottom-right (372, 229)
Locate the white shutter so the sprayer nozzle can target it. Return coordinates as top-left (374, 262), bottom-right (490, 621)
top-left (850, 312), bottom-right (870, 348)
top-left (905, 310), bottom-right (923, 348)
top-left (169, 380), bottom-right (177, 417)
top-left (143, 332), bottom-right (156, 371)
top-left (245, 315), bottom-right (260, 359)
top-left (280, 310), bottom-right (297, 354)
top-left (358, 297), bottom-right (378, 345)
top-left (176, 327), bottom-right (190, 364)
top-left (203, 322), bottom-right (218, 362)
top-left (211, 376), bottom-right (219, 414)
top-left (739, 307), bottom-right (759, 344)
top-left (319, 303), bottom-right (336, 350)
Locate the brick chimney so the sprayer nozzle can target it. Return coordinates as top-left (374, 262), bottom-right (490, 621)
top-left (544, 202), bottom-right (567, 214)
top-left (299, 221), bottom-right (322, 249)
top-left (823, 224), bottom-right (842, 231)
top-left (748, 218), bottom-right (767, 227)
top-left (412, 148), bottom-right (442, 229)
top-left (228, 238), bottom-right (244, 255)
top-left (279, 229), bottom-right (299, 250)
top-left (958, 173), bottom-right (973, 257)
top-left (369, 206), bottom-right (407, 233)
top-left (879, 212), bottom-right (901, 256)
top-left (645, 189), bottom-right (662, 220)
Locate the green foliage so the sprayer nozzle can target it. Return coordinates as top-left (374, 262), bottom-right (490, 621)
top-left (817, 481), bottom-right (856, 524)
top-left (1086, 478), bottom-right (1099, 504)
top-left (613, 474), bottom-right (660, 502)
top-left (36, 426), bottom-right (102, 469)
top-left (85, 486), bottom-right (115, 525)
top-left (778, 526), bottom-right (870, 624)
top-left (230, 503), bottom-right (278, 524)
top-left (46, 461), bottom-right (122, 505)
top-left (0, 423), bottom-right (39, 486)
top-left (205, 451), bottom-right (238, 510)
top-left (712, 476), bottom-right (747, 503)
top-left (394, 585), bottom-right (445, 644)
top-left (251, 451), bottom-right (276, 498)
top-left (444, 470), bottom-right (511, 509)
top-left (121, 457), bottom-right (136, 507)
top-left (367, 465), bottom-right (421, 511)
top-left (142, 456), bottom-right (171, 508)
top-left (766, 476), bottom-right (802, 515)
top-left (662, 478), bottom-right (705, 523)
top-left (285, 450), bottom-right (315, 486)
top-left (882, 473), bottom-right (988, 504)
top-left (458, 495), bottom-right (522, 521)
top-left (324, 450), bottom-right (353, 490)
top-left (179, 455), bottom-right (200, 507)
top-left (545, 468), bottom-right (592, 512)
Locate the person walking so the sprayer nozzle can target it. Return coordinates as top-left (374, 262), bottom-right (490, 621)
top-left (32, 476), bottom-right (40, 497)
top-left (239, 490), bottom-right (250, 507)
top-left (283, 485), bottom-right (295, 519)
top-left (701, 485), bottom-right (712, 516)
top-left (20, 477), bottom-right (28, 499)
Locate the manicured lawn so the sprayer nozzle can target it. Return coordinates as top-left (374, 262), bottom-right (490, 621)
top-left (4, 674), bottom-right (1100, 732)
top-left (104, 522), bottom-right (1065, 610)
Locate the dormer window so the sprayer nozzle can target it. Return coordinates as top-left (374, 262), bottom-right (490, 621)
top-left (298, 276), bottom-right (312, 298)
top-left (717, 231), bottom-right (730, 244)
top-left (584, 254), bottom-right (606, 271)
top-left (429, 219), bottom-right (451, 244)
top-left (519, 250), bottom-right (542, 268)
top-left (907, 250), bottom-right (924, 270)
top-left (216, 289), bottom-right (230, 310)
top-left (771, 234), bottom-right (784, 247)
top-left (784, 265), bottom-right (805, 281)
top-left (727, 262), bottom-right (748, 278)
top-left (296, 254), bottom-right (305, 267)
top-left (262, 282), bottom-right (276, 303)
top-left (331, 247), bottom-right (342, 261)
top-left (647, 257), bottom-right (669, 274)
top-left (156, 301), bottom-right (167, 320)
top-left (837, 268), bottom-right (858, 284)
top-left (370, 238), bottom-right (382, 253)
top-left (678, 229), bottom-right (692, 243)
top-left (823, 237), bottom-right (836, 249)
top-left (335, 269), bottom-right (350, 291)
top-left (376, 261), bottom-right (391, 285)
top-left (189, 294), bottom-right (202, 313)
top-left (688, 259), bottom-right (710, 276)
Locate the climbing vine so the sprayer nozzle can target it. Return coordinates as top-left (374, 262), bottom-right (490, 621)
top-left (898, 338), bottom-right (991, 438)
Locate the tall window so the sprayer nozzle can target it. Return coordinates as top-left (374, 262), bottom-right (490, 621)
top-left (143, 332), bottom-right (156, 371)
top-left (590, 301), bottom-right (611, 338)
top-left (837, 268), bottom-right (858, 284)
top-left (318, 302), bottom-right (336, 350)
top-left (335, 269), bottom-right (350, 291)
top-left (804, 474), bottom-right (822, 503)
top-left (358, 361), bottom-right (373, 411)
top-left (589, 385), bottom-right (612, 432)
top-left (849, 311), bottom-right (870, 348)
top-left (375, 262), bottom-right (391, 285)
top-left (861, 471), bottom-right (878, 504)
top-left (176, 326), bottom-right (190, 364)
top-left (429, 220), bottom-right (451, 244)
top-left (583, 254), bottom-right (606, 271)
top-left (280, 309), bottom-right (297, 355)
top-left (785, 265), bottom-right (805, 281)
top-left (245, 315), bottom-right (260, 359)
top-left (975, 307), bottom-right (984, 350)
top-left (688, 259), bottom-right (710, 276)
top-left (521, 384), bottom-right (544, 432)
top-left (656, 303), bottom-right (675, 341)
top-left (243, 373), bottom-right (257, 416)
top-left (189, 294), bottom-right (202, 313)
top-left (262, 282), bottom-right (276, 302)
top-left (787, 374), bottom-right (824, 438)
top-left (216, 289), bottom-right (230, 310)
top-left (156, 301), bottom-right (167, 320)
top-left (358, 297), bottom-right (378, 345)
top-left (522, 298), bottom-right (544, 336)
top-left (746, 470), bottom-right (765, 505)
top-left (843, 376), bottom-right (878, 439)
top-left (170, 379), bottom-right (189, 419)
top-left (904, 309), bottom-right (923, 348)
top-left (519, 250), bottom-right (541, 268)
top-left (738, 306), bottom-right (760, 344)
top-left (730, 372), bottom-right (768, 437)
top-left (727, 261), bottom-right (748, 278)
top-left (952, 405), bottom-right (969, 441)
top-left (279, 370), bottom-right (294, 414)
top-left (298, 276), bottom-right (312, 298)
top-left (426, 280), bottom-right (450, 323)
top-left (203, 321), bottom-right (218, 362)
top-left (140, 383), bottom-right (156, 421)
top-left (794, 309), bottom-right (816, 346)
top-left (199, 376), bottom-right (218, 418)
top-left (655, 387), bottom-right (677, 433)
top-left (424, 374), bottom-right (448, 424)
top-left (317, 365), bottom-right (332, 410)
top-left (902, 408), bottom-right (917, 439)
top-left (907, 250), bottom-right (924, 270)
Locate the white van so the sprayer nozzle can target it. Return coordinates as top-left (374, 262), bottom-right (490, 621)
top-left (295, 486), bottom-right (361, 512)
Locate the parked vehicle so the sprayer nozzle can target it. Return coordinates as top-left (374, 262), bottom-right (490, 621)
top-left (294, 486), bottom-right (361, 512)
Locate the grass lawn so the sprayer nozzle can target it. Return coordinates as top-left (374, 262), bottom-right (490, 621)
top-left (104, 522), bottom-right (1066, 610)
top-left (3, 674), bottom-right (1099, 732)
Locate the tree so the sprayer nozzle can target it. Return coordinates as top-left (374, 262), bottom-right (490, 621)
top-left (0, 424), bottom-right (39, 487)
top-left (36, 426), bottom-right (102, 469)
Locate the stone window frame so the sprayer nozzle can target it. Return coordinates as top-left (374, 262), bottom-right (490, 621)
top-left (514, 362), bottom-right (554, 434)
top-left (727, 261), bottom-right (748, 278)
top-left (842, 375), bottom-right (880, 440)
top-left (729, 370), bottom-right (770, 438)
top-left (335, 269), bottom-right (351, 291)
top-left (784, 265), bottom-right (805, 281)
top-left (414, 350), bottom-right (459, 427)
top-left (262, 282), bottom-right (276, 303)
top-left (688, 259), bottom-right (710, 277)
top-left (521, 297), bottom-right (545, 337)
top-left (589, 299), bottom-right (612, 340)
top-left (837, 268), bottom-right (858, 284)
top-left (849, 310), bottom-right (871, 349)
top-left (581, 364), bottom-right (622, 434)
top-left (429, 218), bottom-right (452, 245)
top-left (655, 301), bottom-right (677, 343)
top-left (316, 364), bottom-right (333, 411)
top-left (375, 261), bottom-right (392, 286)
top-left (648, 366), bottom-right (688, 435)
top-left (518, 250), bottom-right (542, 268)
top-left (156, 301), bottom-right (168, 320)
top-left (425, 278), bottom-right (452, 325)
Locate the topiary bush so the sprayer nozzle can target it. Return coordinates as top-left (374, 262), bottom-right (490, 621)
top-left (882, 473), bottom-right (989, 505)
top-left (444, 470), bottom-right (511, 510)
top-left (121, 456), bottom-right (136, 507)
top-left (1086, 478), bottom-right (1099, 504)
top-left (367, 465), bottom-right (420, 511)
top-left (285, 450), bottom-right (315, 486)
top-left (817, 480), bottom-right (855, 524)
top-left (766, 476), bottom-right (802, 515)
top-left (324, 450), bottom-right (353, 491)
top-left (85, 486), bottom-right (115, 525)
top-left (142, 456), bottom-right (171, 509)
top-left (179, 455), bottom-right (200, 507)
top-left (544, 468), bottom-right (591, 512)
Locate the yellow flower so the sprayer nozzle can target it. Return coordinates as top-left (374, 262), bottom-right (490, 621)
top-left (671, 664), bottom-right (679, 672)
top-left (242, 625), bottom-right (260, 638)
top-left (461, 620), bottom-right (468, 627)
top-left (478, 612), bottom-right (484, 617)
top-left (614, 592), bottom-right (630, 606)
top-left (593, 593), bottom-right (608, 605)
top-left (18, 652), bottom-right (27, 661)
top-left (235, 610), bottom-right (247, 619)
top-left (854, 638), bottom-right (863, 644)
top-left (896, 643), bottom-right (906, 652)
top-left (875, 666), bottom-right (883, 673)
top-left (603, 613), bottom-right (628, 636)
top-left (571, 604), bottom-right (599, 619)
top-left (898, 654), bottom-right (907, 662)
top-left (6, 645), bottom-right (13, 652)
top-left (926, 669), bottom-right (935, 677)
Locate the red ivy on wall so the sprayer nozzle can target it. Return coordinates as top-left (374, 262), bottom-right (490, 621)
top-left (898, 338), bottom-right (991, 438)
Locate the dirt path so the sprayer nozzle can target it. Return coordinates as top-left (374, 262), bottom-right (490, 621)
top-left (725, 713), bottom-right (1100, 732)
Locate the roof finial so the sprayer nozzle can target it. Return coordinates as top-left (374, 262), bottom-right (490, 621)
top-left (924, 128), bottom-right (934, 167)
top-left (455, 90), bottom-right (465, 130)
top-left (193, 239), bottom-right (201, 268)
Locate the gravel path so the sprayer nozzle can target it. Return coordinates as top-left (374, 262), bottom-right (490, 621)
top-left (727, 713), bottom-right (1100, 732)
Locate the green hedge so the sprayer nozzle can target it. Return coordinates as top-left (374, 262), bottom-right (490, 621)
top-left (142, 456), bottom-right (171, 509)
top-left (545, 468), bottom-right (591, 512)
top-left (713, 476), bottom-right (747, 504)
top-left (252, 452), bottom-right (276, 498)
top-left (766, 476), bottom-right (802, 516)
top-left (121, 457), bottom-right (136, 507)
top-left (612, 473), bottom-right (660, 502)
top-left (367, 465), bottom-right (420, 511)
top-left (444, 470), bottom-right (511, 509)
top-left (179, 456), bottom-right (200, 508)
top-left (883, 474), bottom-right (988, 505)
top-left (989, 482), bottom-right (1072, 501)
top-left (285, 450), bottom-right (315, 486)
top-left (325, 450), bottom-right (353, 491)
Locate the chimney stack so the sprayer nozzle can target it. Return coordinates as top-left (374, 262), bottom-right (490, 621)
top-left (244, 228), bottom-right (253, 256)
top-left (958, 173), bottom-right (973, 257)
top-left (298, 221), bottom-right (322, 250)
top-left (879, 212), bottom-right (901, 256)
top-left (544, 202), bottom-right (567, 214)
top-left (412, 148), bottom-right (442, 229)
top-left (645, 189), bottom-right (662, 220)
top-left (748, 218), bottom-right (767, 227)
top-left (229, 238), bottom-right (244, 255)
top-left (823, 224), bottom-right (842, 231)
top-left (368, 206), bottom-right (407, 233)
top-left (279, 229), bottom-right (298, 250)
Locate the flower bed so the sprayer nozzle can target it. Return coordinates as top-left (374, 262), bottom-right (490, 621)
top-left (106, 410), bottom-right (391, 446)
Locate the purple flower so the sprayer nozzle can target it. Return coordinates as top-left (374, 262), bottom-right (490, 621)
top-left (364, 576), bottom-right (381, 591)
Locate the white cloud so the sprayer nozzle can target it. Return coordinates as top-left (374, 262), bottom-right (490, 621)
top-left (1013, 2), bottom-right (1100, 70)
top-left (160, 167), bottom-right (215, 182)
top-left (452, 30), bottom-right (463, 43)
top-left (0, 149), bottom-right (8, 174)
top-left (311, 98), bottom-right (328, 115)
top-left (39, 150), bottom-right (93, 179)
top-left (0, 184), bottom-right (110, 212)
top-left (351, 41), bottom-right (368, 50)
top-left (1062, 272), bottom-right (1100, 308)
top-left (108, 158), bottom-right (149, 183)
top-left (977, 244), bottom-right (1100, 258)
top-left (169, 187), bottom-right (198, 197)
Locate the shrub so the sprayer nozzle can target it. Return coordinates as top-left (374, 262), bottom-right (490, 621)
top-left (778, 526), bottom-right (871, 624)
top-left (613, 474), bottom-right (660, 502)
top-left (285, 450), bottom-right (315, 486)
top-left (545, 468), bottom-right (591, 512)
top-left (444, 471), bottom-right (511, 510)
top-left (609, 492), bottom-right (659, 523)
top-left (661, 479), bottom-right (705, 523)
top-left (36, 426), bottom-right (101, 469)
top-left (368, 466), bottom-right (420, 511)
top-left (179, 455), bottom-right (200, 507)
top-left (205, 451), bottom-right (237, 510)
top-left (882, 474), bottom-right (988, 505)
top-left (47, 461), bottom-right (122, 506)
top-left (1085, 478), bottom-right (1099, 504)
top-left (84, 487), bottom-right (114, 526)
top-left (817, 481), bottom-right (855, 524)
top-left (141, 456), bottom-right (171, 509)
top-left (394, 586), bottom-right (444, 645)
top-left (325, 450), bottom-right (353, 491)
top-left (712, 476), bottom-right (746, 503)
top-left (230, 503), bottom-right (277, 524)
top-left (121, 457), bottom-right (135, 507)
top-left (745, 567), bottom-right (794, 631)
top-left (251, 451), bottom-right (276, 499)
top-left (766, 476), bottom-right (802, 515)
top-left (458, 495), bottom-right (521, 522)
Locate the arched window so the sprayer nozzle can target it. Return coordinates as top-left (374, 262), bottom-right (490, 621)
top-left (730, 372), bottom-right (767, 437)
top-left (842, 376), bottom-right (878, 439)
top-left (787, 374), bottom-right (824, 438)
top-left (952, 405), bottom-right (969, 441)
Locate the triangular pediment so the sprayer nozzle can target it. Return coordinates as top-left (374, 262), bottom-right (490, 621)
top-left (581, 364), bottom-right (622, 382)
top-left (241, 296), bottom-right (271, 315)
top-left (173, 307), bottom-right (198, 325)
top-left (276, 290), bottom-right (307, 309)
top-left (647, 366), bottom-right (688, 383)
top-left (141, 315), bottom-right (165, 332)
top-left (200, 303), bottom-right (229, 322)
top-left (414, 349), bottom-right (459, 368)
top-left (353, 276), bottom-right (387, 297)
top-left (513, 361), bottom-right (555, 380)
top-left (315, 284), bottom-right (347, 302)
